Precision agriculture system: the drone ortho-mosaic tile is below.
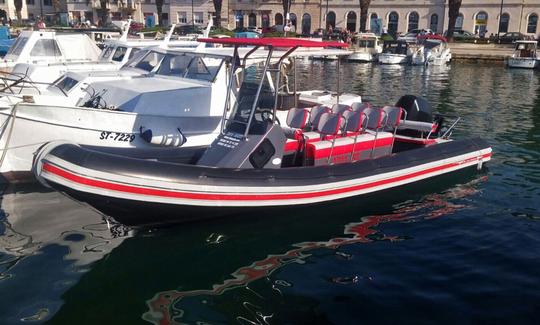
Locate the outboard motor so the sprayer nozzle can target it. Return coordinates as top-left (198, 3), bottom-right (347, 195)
top-left (395, 95), bottom-right (445, 138)
top-left (395, 95), bottom-right (433, 122)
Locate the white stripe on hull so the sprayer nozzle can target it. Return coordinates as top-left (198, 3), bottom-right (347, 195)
top-left (40, 148), bottom-right (492, 207)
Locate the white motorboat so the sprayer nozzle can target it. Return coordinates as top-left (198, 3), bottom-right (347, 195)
top-left (0, 30), bottom-right (101, 72)
top-left (507, 40), bottom-right (539, 69)
top-left (348, 33), bottom-right (382, 62)
top-left (0, 39), bottom-right (352, 182)
top-left (379, 40), bottom-right (410, 64)
top-left (411, 35), bottom-right (452, 66)
top-left (5, 21), bottom-right (213, 88)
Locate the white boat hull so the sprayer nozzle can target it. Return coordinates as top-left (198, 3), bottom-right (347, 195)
top-left (507, 58), bottom-right (538, 69)
top-left (348, 52), bottom-right (377, 62)
top-left (379, 54), bottom-right (408, 65)
top-left (0, 104), bottom-right (223, 181)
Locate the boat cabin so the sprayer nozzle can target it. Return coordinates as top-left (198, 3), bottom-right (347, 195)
top-left (355, 33), bottom-right (381, 51)
top-left (1, 31), bottom-right (101, 70)
top-left (382, 40), bottom-right (409, 55)
top-left (513, 40), bottom-right (537, 59)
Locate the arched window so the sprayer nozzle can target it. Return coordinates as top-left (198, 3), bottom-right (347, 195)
top-left (262, 14), bottom-right (270, 28)
top-left (235, 11), bottom-right (244, 29)
top-left (388, 11), bottom-right (399, 36)
top-left (275, 13), bottom-right (283, 26)
top-left (302, 13), bottom-right (311, 35)
top-left (499, 13), bottom-right (510, 33)
top-left (456, 13), bottom-right (464, 29)
top-left (528, 14), bottom-right (538, 33)
top-left (327, 11), bottom-right (336, 29)
top-left (475, 11), bottom-right (488, 35)
top-left (289, 13), bottom-right (297, 32)
top-left (346, 11), bottom-right (357, 32)
top-left (248, 13), bottom-right (257, 27)
top-left (430, 14), bottom-right (438, 32)
top-left (370, 13), bottom-right (378, 32)
top-left (408, 12), bottom-right (419, 31)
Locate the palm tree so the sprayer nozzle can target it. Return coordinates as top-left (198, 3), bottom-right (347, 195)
top-left (359, 0), bottom-right (371, 32)
top-left (447, 0), bottom-right (462, 41)
top-left (155, 0), bottom-right (164, 26)
top-left (14, 0), bottom-right (22, 22)
top-left (213, 0), bottom-right (222, 28)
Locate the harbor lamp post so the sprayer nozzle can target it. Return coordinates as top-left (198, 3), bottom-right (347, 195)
top-left (497, 0), bottom-right (504, 40)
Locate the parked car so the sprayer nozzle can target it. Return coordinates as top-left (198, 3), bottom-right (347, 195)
top-left (496, 32), bottom-right (532, 44)
top-left (443, 29), bottom-right (477, 41)
top-left (398, 29), bottom-right (433, 42)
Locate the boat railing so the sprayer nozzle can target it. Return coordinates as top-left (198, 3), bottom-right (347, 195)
top-left (0, 69), bottom-right (44, 96)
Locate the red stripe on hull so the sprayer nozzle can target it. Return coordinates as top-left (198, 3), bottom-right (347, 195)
top-left (42, 152), bottom-right (491, 203)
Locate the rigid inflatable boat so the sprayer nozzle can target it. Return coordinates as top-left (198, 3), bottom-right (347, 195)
top-left (33, 38), bottom-right (492, 226)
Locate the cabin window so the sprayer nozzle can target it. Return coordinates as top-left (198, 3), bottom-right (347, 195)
top-left (30, 39), bottom-right (61, 56)
top-left (6, 37), bottom-right (28, 56)
top-left (528, 14), bottom-right (538, 34)
top-left (54, 76), bottom-right (78, 93)
top-left (156, 54), bottom-right (192, 77)
top-left (156, 53), bottom-right (224, 82)
top-left (133, 51), bottom-right (165, 72)
top-left (112, 47), bottom-right (127, 62)
top-left (128, 48), bottom-right (140, 60)
top-left (408, 12), bottom-right (419, 32)
top-left (185, 57), bottom-right (222, 81)
top-left (358, 39), bottom-right (375, 48)
top-left (99, 45), bottom-right (114, 60)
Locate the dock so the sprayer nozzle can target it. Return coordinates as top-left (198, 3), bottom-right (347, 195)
top-left (449, 43), bottom-right (513, 62)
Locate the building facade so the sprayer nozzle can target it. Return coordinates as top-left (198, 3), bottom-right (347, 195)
top-left (2, 0), bottom-right (540, 38)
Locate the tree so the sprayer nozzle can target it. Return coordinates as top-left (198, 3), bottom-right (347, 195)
top-left (359, 0), bottom-right (371, 32)
top-left (213, 0), bottom-right (222, 28)
top-left (447, 0), bottom-right (463, 42)
top-left (14, 0), bottom-right (22, 22)
top-left (155, 0), bottom-right (163, 26)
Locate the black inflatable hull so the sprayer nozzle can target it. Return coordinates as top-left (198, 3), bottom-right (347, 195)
top-left (34, 138), bottom-right (492, 226)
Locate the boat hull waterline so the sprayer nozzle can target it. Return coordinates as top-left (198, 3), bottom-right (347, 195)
top-left (35, 140), bottom-right (492, 224)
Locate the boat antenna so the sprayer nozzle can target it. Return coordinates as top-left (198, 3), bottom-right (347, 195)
top-left (119, 19), bottom-right (131, 42)
top-left (162, 23), bottom-right (177, 47)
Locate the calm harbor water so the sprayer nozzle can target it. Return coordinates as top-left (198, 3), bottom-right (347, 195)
top-left (1, 61), bottom-right (539, 324)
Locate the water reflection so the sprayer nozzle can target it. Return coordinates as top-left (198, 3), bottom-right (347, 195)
top-left (142, 177), bottom-right (487, 325)
top-left (0, 185), bottom-right (132, 323)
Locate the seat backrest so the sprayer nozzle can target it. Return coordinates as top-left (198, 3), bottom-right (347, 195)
top-left (318, 112), bottom-right (342, 136)
top-left (363, 107), bottom-right (383, 130)
top-left (331, 103), bottom-right (352, 115)
top-left (351, 102), bottom-right (371, 112)
top-left (342, 110), bottom-right (366, 133)
top-left (309, 105), bottom-right (331, 130)
top-left (382, 106), bottom-right (403, 129)
top-left (286, 107), bottom-right (310, 129)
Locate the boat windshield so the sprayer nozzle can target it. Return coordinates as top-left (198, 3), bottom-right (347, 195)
top-left (515, 42), bottom-right (536, 58)
top-left (6, 37), bottom-right (29, 56)
top-left (357, 39), bottom-right (375, 48)
top-left (126, 50), bottom-right (225, 82)
top-left (99, 45), bottom-right (115, 60)
top-left (383, 42), bottom-right (408, 55)
top-left (52, 75), bottom-right (79, 93)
